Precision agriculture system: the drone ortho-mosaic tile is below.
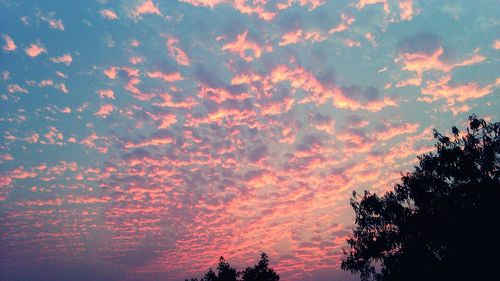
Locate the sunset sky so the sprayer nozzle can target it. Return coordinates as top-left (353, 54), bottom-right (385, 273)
top-left (0, 1), bottom-right (499, 280)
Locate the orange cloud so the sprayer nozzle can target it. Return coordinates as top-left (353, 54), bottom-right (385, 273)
top-left (38, 13), bottom-right (65, 30)
top-left (279, 29), bottom-right (326, 46)
top-left (48, 18), bottom-right (64, 30)
top-left (198, 85), bottom-right (250, 104)
top-left (373, 122), bottom-right (419, 141)
top-left (279, 29), bottom-right (303, 46)
top-left (344, 39), bottom-right (361, 48)
top-left (311, 114), bottom-right (335, 135)
top-left (419, 75), bottom-right (498, 105)
top-left (399, 0), bottom-right (415, 20)
top-left (147, 71), bottom-right (183, 82)
top-left (158, 114), bottom-right (178, 129)
top-left (50, 53), bottom-right (73, 66)
top-left (154, 93), bottom-right (198, 109)
top-left (180, 0), bottom-right (227, 8)
top-left (396, 47), bottom-right (486, 74)
top-left (95, 104), bottom-right (114, 118)
top-left (123, 131), bottom-right (175, 149)
top-left (329, 14), bottom-right (355, 34)
top-left (104, 66), bottom-right (140, 79)
top-left (2, 34), bottom-right (16, 51)
top-left (58, 83), bottom-right (69, 93)
top-left (494, 40), bottom-right (500, 50)
top-left (25, 43), bottom-right (47, 57)
top-left (356, 0), bottom-right (389, 14)
top-left (166, 37), bottom-right (190, 66)
top-left (0, 154), bottom-right (13, 162)
top-left (233, 0), bottom-right (276, 21)
top-left (132, 0), bottom-right (161, 19)
top-left (144, 111), bottom-right (178, 129)
top-left (269, 65), bottom-right (396, 112)
top-left (100, 9), bottom-right (118, 20)
top-left (222, 31), bottom-right (271, 62)
top-left (129, 56), bottom-right (144, 64)
top-left (98, 89), bottom-right (115, 100)
top-left (104, 67), bottom-right (118, 79)
top-left (7, 84), bottom-right (28, 94)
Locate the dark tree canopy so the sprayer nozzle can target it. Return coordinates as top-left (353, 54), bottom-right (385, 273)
top-left (186, 253), bottom-right (279, 281)
top-left (240, 253), bottom-right (280, 281)
top-left (342, 115), bottom-right (500, 281)
top-left (217, 256), bottom-right (238, 281)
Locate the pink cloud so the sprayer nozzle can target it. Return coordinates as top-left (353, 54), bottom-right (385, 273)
top-left (25, 43), bottom-right (47, 57)
top-left (100, 9), bottom-right (119, 20)
top-left (38, 12), bottom-right (65, 30)
top-left (494, 40), bottom-right (500, 50)
top-left (9, 166), bottom-right (38, 179)
top-left (7, 84), bottom-right (28, 94)
top-left (132, 0), bottom-right (162, 19)
top-left (23, 133), bottom-right (39, 143)
top-left (41, 126), bottom-right (64, 145)
top-left (0, 154), bottom-right (13, 162)
top-left (129, 56), bottom-right (145, 64)
top-left (279, 29), bottom-right (303, 46)
top-left (48, 18), bottom-right (64, 30)
top-left (396, 46), bottom-right (485, 75)
top-left (233, 0), bottom-right (276, 21)
top-left (373, 122), bottom-right (419, 141)
top-left (60, 107), bottom-right (72, 114)
top-left (166, 37), bottom-right (190, 66)
top-left (147, 112), bottom-right (178, 129)
top-left (329, 14), bottom-right (355, 34)
top-left (419, 75), bottom-right (498, 105)
top-left (296, 0), bottom-right (325, 10)
top-left (0, 175), bottom-right (12, 189)
top-left (147, 71), bottom-right (184, 82)
top-left (279, 29), bottom-right (326, 46)
top-left (344, 39), bottom-right (361, 48)
top-left (58, 83), bottom-right (69, 93)
top-left (104, 66), bottom-right (140, 79)
top-left (153, 93), bottom-right (198, 109)
top-left (198, 85), bottom-right (250, 104)
top-left (98, 89), bottom-right (115, 99)
top-left (123, 131), bottom-right (175, 148)
top-left (399, 0), bottom-right (415, 20)
top-left (222, 31), bottom-right (272, 62)
top-left (311, 113), bottom-right (335, 135)
top-left (104, 67), bottom-right (118, 79)
top-left (50, 53), bottom-right (73, 65)
top-left (2, 34), bottom-right (16, 51)
top-left (95, 104), bottom-right (114, 118)
top-left (356, 0), bottom-right (389, 14)
top-left (38, 79), bottom-right (54, 87)
top-left (268, 65), bottom-right (396, 111)
top-left (180, 0), bottom-right (227, 8)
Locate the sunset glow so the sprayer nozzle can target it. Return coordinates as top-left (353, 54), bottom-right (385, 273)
top-left (1, 1), bottom-right (498, 281)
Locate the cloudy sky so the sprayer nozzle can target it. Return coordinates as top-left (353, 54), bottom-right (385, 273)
top-left (0, 0), bottom-right (498, 280)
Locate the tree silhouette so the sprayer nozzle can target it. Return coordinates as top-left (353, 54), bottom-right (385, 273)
top-left (342, 115), bottom-right (499, 281)
top-left (240, 253), bottom-right (280, 281)
top-left (217, 256), bottom-right (238, 281)
top-left (186, 253), bottom-right (279, 281)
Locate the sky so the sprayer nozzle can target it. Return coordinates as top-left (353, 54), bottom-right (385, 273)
top-left (0, 0), bottom-right (499, 280)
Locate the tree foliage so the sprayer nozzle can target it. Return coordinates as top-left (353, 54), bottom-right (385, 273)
top-left (186, 253), bottom-right (279, 281)
top-left (241, 253), bottom-right (280, 281)
top-left (342, 115), bottom-right (500, 281)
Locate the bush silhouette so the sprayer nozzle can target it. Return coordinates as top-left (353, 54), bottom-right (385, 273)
top-left (342, 115), bottom-right (499, 281)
